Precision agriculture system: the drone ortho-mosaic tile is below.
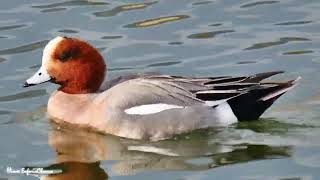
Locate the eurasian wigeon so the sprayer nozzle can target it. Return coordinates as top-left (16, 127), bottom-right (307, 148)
top-left (24, 36), bottom-right (299, 141)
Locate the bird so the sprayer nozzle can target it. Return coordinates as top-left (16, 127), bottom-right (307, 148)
top-left (23, 36), bottom-right (300, 141)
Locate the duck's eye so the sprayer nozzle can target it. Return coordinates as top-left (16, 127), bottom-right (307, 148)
top-left (59, 51), bottom-right (72, 62)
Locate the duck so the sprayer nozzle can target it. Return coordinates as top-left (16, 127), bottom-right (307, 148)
top-left (24, 36), bottom-right (300, 141)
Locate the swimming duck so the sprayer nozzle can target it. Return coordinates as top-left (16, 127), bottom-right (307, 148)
top-left (24, 36), bottom-right (299, 141)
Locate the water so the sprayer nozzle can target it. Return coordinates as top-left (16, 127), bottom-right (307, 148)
top-left (0, 0), bottom-right (320, 179)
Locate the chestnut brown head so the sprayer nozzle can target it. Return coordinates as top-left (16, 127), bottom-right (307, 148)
top-left (24, 36), bottom-right (106, 94)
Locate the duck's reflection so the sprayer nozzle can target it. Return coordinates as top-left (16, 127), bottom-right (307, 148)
top-left (41, 161), bottom-right (108, 180)
top-left (42, 122), bottom-right (292, 177)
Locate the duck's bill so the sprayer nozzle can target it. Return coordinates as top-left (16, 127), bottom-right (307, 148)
top-left (23, 66), bottom-right (51, 87)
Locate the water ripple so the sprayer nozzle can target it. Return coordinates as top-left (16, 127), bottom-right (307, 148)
top-left (237, 61), bottom-right (257, 64)
top-left (209, 23), bottom-right (223, 27)
top-left (0, 24), bottom-right (28, 31)
top-left (240, 1), bottom-right (279, 8)
top-left (275, 21), bottom-right (313, 26)
top-left (0, 40), bottom-right (49, 55)
top-left (0, 57), bottom-right (6, 63)
top-left (147, 61), bottom-right (181, 67)
top-left (97, 47), bottom-right (107, 52)
top-left (0, 89), bottom-right (47, 102)
top-left (0, 110), bottom-right (10, 115)
top-left (29, 64), bottom-right (41, 69)
top-left (31, 0), bottom-right (108, 9)
top-left (168, 41), bottom-right (183, 45)
top-left (187, 30), bottom-right (235, 39)
top-left (93, 2), bottom-right (157, 17)
top-left (125, 15), bottom-right (189, 28)
top-left (245, 37), bottom-right (310, 50)
top-left (192, 1), bottom-right (213, 6)
top-left (109, 67), bottom-right (135, 72)
top-left (283, 50), bottom-right (314, 55)
top-left (58, 29), bottom-right (79, 34)
top-left (101, 35), bottom-right (122, 40)
top-left (40, 7), bottom-right (67, 13)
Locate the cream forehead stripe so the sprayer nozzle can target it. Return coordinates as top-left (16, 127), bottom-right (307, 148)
top-left (42, 36), bottom-right (64, 66)
top-left (25, 36), bottom-right (64, 85)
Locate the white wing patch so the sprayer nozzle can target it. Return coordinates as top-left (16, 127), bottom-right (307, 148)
top-left (125, 103), bottom-right (184, 115)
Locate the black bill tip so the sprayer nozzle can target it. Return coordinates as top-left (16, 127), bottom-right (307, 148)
top-left (23, 82), bottom-right (35, 88)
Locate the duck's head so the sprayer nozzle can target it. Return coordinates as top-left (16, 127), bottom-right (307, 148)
top-left (24, 36), bottom-right (106, 94)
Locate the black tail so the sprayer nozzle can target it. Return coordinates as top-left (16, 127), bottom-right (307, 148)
top-left (227, 77), bottom-right (300, 121)
top-left (243, 71), bottom-right (285, 83)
